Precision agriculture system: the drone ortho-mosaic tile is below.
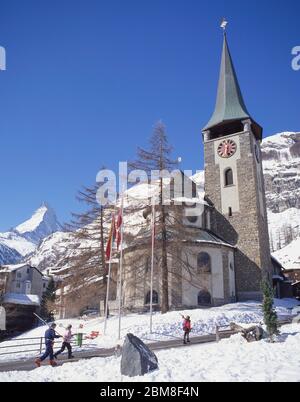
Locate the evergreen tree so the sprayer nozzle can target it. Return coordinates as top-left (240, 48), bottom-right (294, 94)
top-left (261, 280), bottom-right (279, 342)
top-left (40, 277), bottom-right (56, 322)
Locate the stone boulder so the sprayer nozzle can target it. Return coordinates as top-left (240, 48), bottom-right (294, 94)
top-left (120, 333), bottom-right (158, 377)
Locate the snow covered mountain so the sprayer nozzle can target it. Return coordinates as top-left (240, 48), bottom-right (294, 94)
top-left (15, 204), bottom-right (61, 245)
top-left (0, 243), bottom-right (22, 265)
top-left (27, 231), bottom-right (79, 273)
top-left (262, 132), bottom-right (300, 254)
top-left (0, 204), bottom-right (61, 265)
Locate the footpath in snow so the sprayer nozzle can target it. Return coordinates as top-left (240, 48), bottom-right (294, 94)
top-left (1, 323), bottom-right (300, 382)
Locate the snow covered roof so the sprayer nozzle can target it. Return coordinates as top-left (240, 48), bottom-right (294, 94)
top-left (0, 263), bottom-right (31, 273)
top-left (2, 293), bottom-right (40, 306)
top-left (193, 230), bottom-right (236, 249)
top-left (0, 263), bottom-right (45, 277)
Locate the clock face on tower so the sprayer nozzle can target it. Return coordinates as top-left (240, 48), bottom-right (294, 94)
top-left (217, 139), bottom-right (237, 158)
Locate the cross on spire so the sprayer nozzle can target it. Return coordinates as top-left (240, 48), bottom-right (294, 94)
top-left (220, 18), bottom-right (228, 33)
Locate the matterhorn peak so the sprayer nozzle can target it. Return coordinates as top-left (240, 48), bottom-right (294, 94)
top-left (14, 203), bottom-right (61, 245)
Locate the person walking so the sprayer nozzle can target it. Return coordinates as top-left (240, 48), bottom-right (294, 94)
top-left (54, 324), bottom-right (74, 360)
top-left (181, 315), bottom-right (192, 344)
top-left (35, 323), bottom-right (61, 367)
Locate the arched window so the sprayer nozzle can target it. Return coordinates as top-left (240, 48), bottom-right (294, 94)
top-left (187, 215), bottom-right (198, 224)
top-left (224, 168), bottom-right (233, 186)
top-left (145, 290), bottom-right (158, 305)
top-left (197, 252), bottom-right (211, 273)
top-left (198, 290), bottom-right (212, 306)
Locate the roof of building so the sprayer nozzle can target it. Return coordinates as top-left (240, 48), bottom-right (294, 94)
top-left (189, 229), bottom-right (236, 249)
top-left (203, 34), bottom-right (262, 139)
top-left (0, 263), bottom-right (45, 277)
top-left (0, 263), bottom-right (30, 273)
top-left (2, 293), bottom-right (40, 306)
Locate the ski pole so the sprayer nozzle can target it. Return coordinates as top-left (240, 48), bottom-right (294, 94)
top-left (33, 313), bottom-right (64, 337)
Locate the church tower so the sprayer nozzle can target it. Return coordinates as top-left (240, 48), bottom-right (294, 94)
top-left (202, 30), bottom-right (272, 300)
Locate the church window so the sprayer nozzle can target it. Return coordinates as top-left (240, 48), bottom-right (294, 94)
top-left (198, 290), bottom-right (211, 306)
top-left (145, 290), bottom-right (158, 305)
top-left (224, 168), bottom-right (233, 186)
top-left (187, 215), bottom-right (198, 224)
top-left (228, 207), bottom-right (232, 217)
top-left (197, 252), bottom-right (211, 273)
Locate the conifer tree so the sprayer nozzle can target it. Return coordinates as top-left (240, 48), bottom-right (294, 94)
top-left (261, 280), bottom-right (279, 342)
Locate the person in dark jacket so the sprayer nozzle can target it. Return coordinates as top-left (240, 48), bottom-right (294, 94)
top-left (181, 315), bottom-right (192, 344)
top-left (35, 323), bottom-right (61, 367)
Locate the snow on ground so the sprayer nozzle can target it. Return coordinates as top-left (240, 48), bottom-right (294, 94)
top-left (0, 299), bottom-right (299, 363)
top-left (1, 323), bottom-right (300, 382)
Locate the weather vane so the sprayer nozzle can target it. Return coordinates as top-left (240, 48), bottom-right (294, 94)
top-left (220, 17), bottom-right (228, 32)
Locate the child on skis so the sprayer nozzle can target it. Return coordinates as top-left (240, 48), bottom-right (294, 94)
top-left (35, 323), bottom-right (61, 367)
top-left (181, 315), bottom-right (192, 344)
top-left (54, 324), bottom-right (74, 360)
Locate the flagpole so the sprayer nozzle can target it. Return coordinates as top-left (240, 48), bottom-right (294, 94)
top-left (117, 195), bottom-right (125, 340)
top-left (103, 214), bottom-right (114, 335)
top-left (103, 221), bottom-right (114, 336)
top-left (150, 202), bottom-right (155, 334)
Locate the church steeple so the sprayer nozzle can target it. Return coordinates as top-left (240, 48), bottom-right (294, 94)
top-left (203, 33), bottom-right (262, 140)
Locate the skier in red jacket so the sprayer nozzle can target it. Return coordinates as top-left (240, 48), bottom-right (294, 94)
top-left (181, 315), bottom-right (191, 344)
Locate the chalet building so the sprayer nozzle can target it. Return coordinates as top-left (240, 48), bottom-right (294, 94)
top-left (0, 263), bottom-right (49, 331)
top-left (281, 267), bottom-right (300, 299)
top-left (271, 257), bottom-right (294, 299)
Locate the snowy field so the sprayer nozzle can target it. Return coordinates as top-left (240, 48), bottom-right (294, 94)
top-left (0, 299), bottom-right (299, 364)
top-left (1, 323), bottom-right (300, 382)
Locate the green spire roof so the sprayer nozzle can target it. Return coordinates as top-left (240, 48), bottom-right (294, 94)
top-left (203, 34), bottom-right (261, 136)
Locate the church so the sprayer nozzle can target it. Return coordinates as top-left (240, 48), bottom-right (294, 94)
top-left (118, 31), bottom-right (274, 313)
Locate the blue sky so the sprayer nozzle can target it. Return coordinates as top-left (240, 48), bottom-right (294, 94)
top-left (0, 0), bottom-right (299, 230)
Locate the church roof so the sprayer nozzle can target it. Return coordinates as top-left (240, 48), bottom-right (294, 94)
top-left (193, 229), bottom-right (236, 249)
top-left (203, 34), bottom-right (262, 138)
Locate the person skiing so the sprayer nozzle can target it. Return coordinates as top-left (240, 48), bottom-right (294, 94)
top-left (35, 323), bottom-right (61, 367)
top-left (181, 314), bottom-right (192, 344)
top-left (54, 324), bottom-right (74, 360)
